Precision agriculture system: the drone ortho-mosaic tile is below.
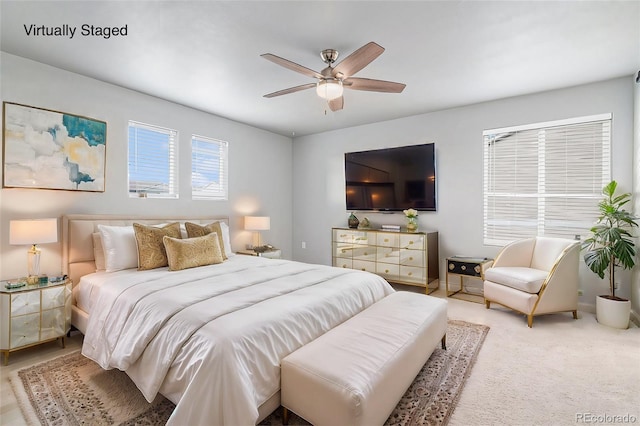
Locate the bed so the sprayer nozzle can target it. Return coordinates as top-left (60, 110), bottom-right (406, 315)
top-left (62, 214), bottom-right (395, 425)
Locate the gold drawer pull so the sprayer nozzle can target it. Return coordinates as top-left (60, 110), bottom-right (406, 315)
top-left (408, 272), bottom-right (413, 276)
top-left (409, 257), bottom-right (414, 261)
top-left (409, 241), bottom-right (414, 245)
top-left (385, 269), bottom-right (389, 273)
top-left (384, 238), bottom-right (389, 242)
top-left (341, 250), bottom-right (346, 253)
top-left (364, 252), bottom-right (368, 256)
top-left (361, 268), bottom-right (366, 271)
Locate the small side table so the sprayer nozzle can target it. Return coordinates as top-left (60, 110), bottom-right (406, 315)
top-left (237, 248), bottom-right (282, 259)
top-left (0, 278), bottom-right (72, 365)
top-left (446, 256), bottom-right (493, 303)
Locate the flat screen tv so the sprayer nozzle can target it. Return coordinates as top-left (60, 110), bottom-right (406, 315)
top-left (345, 143), bottom-right (436, 211)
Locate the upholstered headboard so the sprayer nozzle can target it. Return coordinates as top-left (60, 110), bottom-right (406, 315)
top-left (62, 214), bottom-right (229, 287)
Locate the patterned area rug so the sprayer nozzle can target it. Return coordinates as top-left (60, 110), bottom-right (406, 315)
top-left (12, 320), bottom-right (488, 426)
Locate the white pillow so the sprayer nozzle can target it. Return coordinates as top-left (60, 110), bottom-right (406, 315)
top-left (97, 224), bottom-right (138, 272)
top-left (219, 222), bottom-right (234, 257)
top-left (92, 232), bottom-right (106, 271)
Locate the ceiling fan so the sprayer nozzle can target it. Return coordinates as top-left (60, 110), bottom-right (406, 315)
top-left (261, 41), bottom-right (406, 111)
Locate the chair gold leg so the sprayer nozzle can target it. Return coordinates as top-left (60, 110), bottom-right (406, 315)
top-left (527, 315), bottom-right (533, 328)
top-left (485, 299), bottom-right (491, 309)
top-left (572, 310), bottom-right (578, 320)
top-left (441, 334), bottom-right (446, 350)
top-left (282, 407), bottom-right (289, 425)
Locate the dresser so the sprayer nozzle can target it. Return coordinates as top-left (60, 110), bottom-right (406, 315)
top-left (332, 228), bottom-right (439, 293)
top-left (0, 279), bottom-right (72, 365)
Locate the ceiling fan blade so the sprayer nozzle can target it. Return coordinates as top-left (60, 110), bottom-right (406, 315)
top-left (328, 96), bottom-right (344, 111)
top-left (261, 53), bottom-right (323, 79)
top-left (263, 83), bottom-right (317, 98)
top-left (333, 42), bottom-right (385, 78)
top-left (344, 77), bottom-right (406, 93)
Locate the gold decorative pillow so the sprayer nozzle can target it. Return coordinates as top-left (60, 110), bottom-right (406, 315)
top-left (184, 222), bottom-right (228, 260)
top-left (163, 233), bottom-right (224, 271)
top-left (133, 222), bottom-right (182, 270)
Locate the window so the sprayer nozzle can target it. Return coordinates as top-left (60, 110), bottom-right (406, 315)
top-left (128, 121), bottom-right (178, 198)
top-left (191, 134), bottom-right (228, 200)
top-left (483, 114), bottom-right (611, 246)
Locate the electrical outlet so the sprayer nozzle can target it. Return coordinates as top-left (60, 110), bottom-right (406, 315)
top-left (614, 281), bottom-right (620, 290)
top-left (301, 241), bottom-right (306, 249)
top-left (578, 289), bottom-right (583, 296)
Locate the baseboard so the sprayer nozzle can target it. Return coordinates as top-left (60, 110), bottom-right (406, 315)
top-left (631, 309), bottom-right (639, 327)
top-left (578, 302), bottom-right (595, 314)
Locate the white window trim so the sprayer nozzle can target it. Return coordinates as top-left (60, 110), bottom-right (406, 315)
top-left (128, 120), bottom-right (179, 199)
top-left (191, 134), bottom-right (228, 201)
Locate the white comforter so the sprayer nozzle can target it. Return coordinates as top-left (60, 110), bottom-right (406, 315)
top-left (81, 255), bottom-right (394, 425)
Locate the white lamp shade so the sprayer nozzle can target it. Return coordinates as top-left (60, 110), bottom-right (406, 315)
top-left (244, 216), bottom-right (270, 231)
top-left (9, 218), bottom-right (58, 245)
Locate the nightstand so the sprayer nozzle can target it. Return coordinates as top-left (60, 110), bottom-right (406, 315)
top-left (237, 248), bottom-right (282, 259)
top-left (0, 278), bottom-right (72, 365)
top-left (446, 256), bottom-right (493, 303)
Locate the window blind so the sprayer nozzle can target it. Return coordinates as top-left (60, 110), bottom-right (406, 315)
top-left (128, 121), bottom-right (178, 198)
top-left (483, 114), bottom-right (611, 246)
top-left (191, 135), bottom-right (228, 200)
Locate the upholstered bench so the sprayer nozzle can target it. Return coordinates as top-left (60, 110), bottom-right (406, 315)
top-left (281, 291), bottom-right (447, 426)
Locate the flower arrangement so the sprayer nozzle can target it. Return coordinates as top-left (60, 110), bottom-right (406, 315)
top-left (403, 209), bottom-right (418, 232)
top-left (403, 208), bottom-right (418, 219)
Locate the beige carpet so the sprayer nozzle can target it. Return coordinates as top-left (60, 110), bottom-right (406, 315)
top-left (11, 320), bottom-right (488, 426)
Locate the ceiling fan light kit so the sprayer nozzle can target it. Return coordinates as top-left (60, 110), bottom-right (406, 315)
top-left (316, 79), bottom-right (343, 100)
top-left (262, 41), bottom-right (405, 111)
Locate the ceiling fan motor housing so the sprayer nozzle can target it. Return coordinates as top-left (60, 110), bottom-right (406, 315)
top-left (320, 49), bottom-right (339, 64)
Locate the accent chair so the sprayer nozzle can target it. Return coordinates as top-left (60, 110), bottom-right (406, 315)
top-left (484, 237), bottom-right (580, 327)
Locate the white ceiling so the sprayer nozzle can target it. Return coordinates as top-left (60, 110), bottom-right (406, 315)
top-left (1, 1), bottom-right (639, 137)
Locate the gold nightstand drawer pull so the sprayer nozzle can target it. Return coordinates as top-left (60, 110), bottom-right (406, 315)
top-left (408, 272), bottom-right (413, 276)
top-left (384, 238), bottom-right (389, 242)
top-left (385, 269), bottom-right (389, 273)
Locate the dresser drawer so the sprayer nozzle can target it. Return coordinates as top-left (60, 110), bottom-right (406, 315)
top-left (41, 307), bottom-right (66, 341)
top-left (376, 263), bottom-right (399, 280)
top-left (352, 260), bottom-right (376, 273)
top-left (351, 246), bottom-right (376, 261)
top-left (10, 313), bottom-right (40, 348)
top-left (400, 266), bottom-right (426, 284)
top-left (11, 292), bottom-right (40, 316)
top-left (333, 242), bottom-right (353, 259)
top-left (376, 233), bottom-right (400, 248)
top-left (400, 234), bottom-right (425, 249)
top-left (334, 258), bottom-right (353, 269)
top-left (42, 286), bottom-right (67, 310)
top-left (399, 249), bottom-right (425, 267)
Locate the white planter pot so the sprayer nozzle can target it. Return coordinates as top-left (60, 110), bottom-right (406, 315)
top-left (596, 295), bottom-right (630, 329)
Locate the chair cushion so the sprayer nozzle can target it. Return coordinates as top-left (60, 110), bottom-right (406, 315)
top-left (484, 266), bottom-right (548, 293)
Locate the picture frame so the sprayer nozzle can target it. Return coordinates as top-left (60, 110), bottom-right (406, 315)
top-left (2, 102), bottom-right (107, 192)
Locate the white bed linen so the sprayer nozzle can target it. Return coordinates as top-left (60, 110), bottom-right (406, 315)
top-left (81, 255), bottom-right (394, 425)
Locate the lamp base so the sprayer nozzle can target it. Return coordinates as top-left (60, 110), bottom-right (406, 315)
top-left (27, 245), bottom-right (42, 277)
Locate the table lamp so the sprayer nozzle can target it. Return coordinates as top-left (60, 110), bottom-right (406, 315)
top-left (244, 216), bottom-right (270, 249)
top-left (9, 218), bottom-right (58, 281)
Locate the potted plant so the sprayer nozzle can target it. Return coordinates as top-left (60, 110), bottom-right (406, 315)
top-left (582, 180), bottom-right (638, 329)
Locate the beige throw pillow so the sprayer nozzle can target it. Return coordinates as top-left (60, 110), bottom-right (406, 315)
top-left (163, 233), bottom-right (224, 271)
top-left (133, 222), bottom-right (182, 270)
top-left (184, 222), bottom-right (228, 260)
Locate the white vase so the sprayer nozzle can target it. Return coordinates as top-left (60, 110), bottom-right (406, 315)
top-left (596, 295), bottom-right (630, 329)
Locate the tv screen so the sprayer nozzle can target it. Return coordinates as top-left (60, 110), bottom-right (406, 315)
top-left (345, 143), bottom-right (436, 211)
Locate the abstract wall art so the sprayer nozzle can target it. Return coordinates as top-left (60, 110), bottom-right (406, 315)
top-left (2, 102), bottom-right (107, 192)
